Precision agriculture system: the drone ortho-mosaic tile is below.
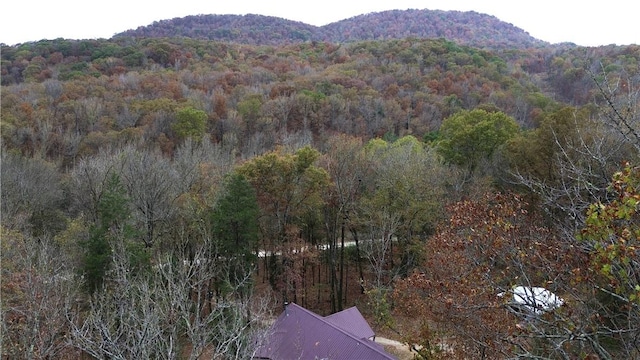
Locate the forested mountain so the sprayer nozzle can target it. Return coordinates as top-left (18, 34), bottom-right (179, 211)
top-left (114, 14), bottom-right (321, 46)
top-left (322, 9), bottom-right (547, 49)
top-left (114, 9), bottom-right (547, 49)
top-left (2, 9), bottom-right (640, 360)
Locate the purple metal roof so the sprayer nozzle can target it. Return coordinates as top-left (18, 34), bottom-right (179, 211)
top-left (255, 303), bottom-right (397, 360)
top-left (324, 306), bottom-right (376, 340)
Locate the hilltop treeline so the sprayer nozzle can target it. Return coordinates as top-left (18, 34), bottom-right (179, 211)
top-left (113, 9), bottom-right (546, 49)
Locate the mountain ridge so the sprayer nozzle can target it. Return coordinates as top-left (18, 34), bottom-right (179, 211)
top-left (113, 9), bottom-right (551, 49)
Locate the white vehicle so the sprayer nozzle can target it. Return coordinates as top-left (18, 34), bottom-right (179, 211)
top-left (498, 286), bottom-right (564, 315)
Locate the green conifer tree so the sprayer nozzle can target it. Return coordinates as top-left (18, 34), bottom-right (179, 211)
top-left (210, 173), bottom-right (260, 296)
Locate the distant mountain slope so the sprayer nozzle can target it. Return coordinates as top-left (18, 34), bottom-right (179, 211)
top-left (113, 9), bottom-right (547, 49)
top-left (323, 9), bottom-right (547, 48)
top-left (115, 14), bottom-right (321, 45)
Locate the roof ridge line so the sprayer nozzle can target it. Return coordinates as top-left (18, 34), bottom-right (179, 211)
top-left (285, 303), bottom-right (396, 359)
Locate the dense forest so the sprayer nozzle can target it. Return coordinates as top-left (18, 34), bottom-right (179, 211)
top-left (2, 9), bottom-right (640, 359)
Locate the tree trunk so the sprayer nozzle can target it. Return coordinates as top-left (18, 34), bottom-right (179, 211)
top-left (338, 221), bottom-right (345, 310)
top-left (350, 227), bottom-right (365, 294)
top-left (329, 234), bottom-right (338, 313)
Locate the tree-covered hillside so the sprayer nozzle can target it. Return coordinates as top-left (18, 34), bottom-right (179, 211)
top-left (113, 9), bottom-right (547, 49)
top-left (3, 36), bottom-right (638, 160)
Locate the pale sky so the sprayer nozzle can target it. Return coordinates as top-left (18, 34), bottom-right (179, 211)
top-left (1, 0), bottom-right (638, 47)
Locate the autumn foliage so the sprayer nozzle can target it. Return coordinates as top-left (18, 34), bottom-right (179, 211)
top-left (2, 10), bottom-right (639, 359)
top-left (393, 192), bottom-right (582, 358)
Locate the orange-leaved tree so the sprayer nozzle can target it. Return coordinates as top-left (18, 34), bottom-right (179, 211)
top-left (393, 192), bottom-right (580, 359)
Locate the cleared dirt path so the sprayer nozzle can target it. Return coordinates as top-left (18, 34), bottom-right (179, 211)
top-left (375, 336), bottom-right (415, 359)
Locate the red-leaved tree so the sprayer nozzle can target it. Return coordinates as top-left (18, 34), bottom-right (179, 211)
top-left (393, 192), bottom-right (584, 359)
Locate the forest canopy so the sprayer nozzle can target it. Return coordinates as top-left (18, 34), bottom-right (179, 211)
top-left (2, 16), bottom-right (640, 359)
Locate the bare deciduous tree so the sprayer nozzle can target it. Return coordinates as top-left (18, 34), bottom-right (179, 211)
top-left (1, 152), bottom-right (64, 233)
top-left (119, 145), bottom-right (180, 247)
top-left (590, 63), bottom-right (640, 153)
top-left (70, 146), bottom-right (125, 222)
top-left (67, 230), bottom-right (272, 359)
top-left (2, 230), bottom-right (79, 359)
